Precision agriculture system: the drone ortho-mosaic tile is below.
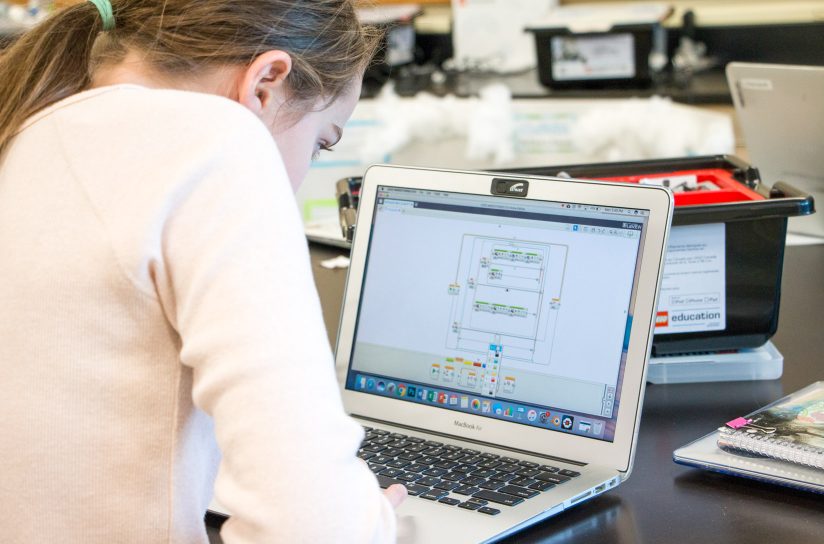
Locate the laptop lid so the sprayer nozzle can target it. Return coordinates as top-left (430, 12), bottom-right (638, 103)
top-left (726, 62), bottom-right (824, 236)
top-left (337, 165), bottom-right (672, 475)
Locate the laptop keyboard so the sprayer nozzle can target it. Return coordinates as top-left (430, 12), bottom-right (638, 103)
top-left (359, 426), bottom-right (581, 516)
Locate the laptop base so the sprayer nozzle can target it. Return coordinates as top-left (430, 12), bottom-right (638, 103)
top-left (354, 417), bottom-right (621, 544)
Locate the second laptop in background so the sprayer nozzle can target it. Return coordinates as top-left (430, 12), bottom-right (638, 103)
top-left (726, 62), bottom-right (823, 238)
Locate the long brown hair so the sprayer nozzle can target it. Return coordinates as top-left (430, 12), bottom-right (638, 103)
top-left (0, 0), bottom-right (379, 158)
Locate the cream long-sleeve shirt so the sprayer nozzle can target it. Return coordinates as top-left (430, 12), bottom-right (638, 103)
top-left (0, 85), bottom-right (396, 543)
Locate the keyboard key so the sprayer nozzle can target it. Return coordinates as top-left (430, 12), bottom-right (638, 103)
top-left (371, 436), bottom-right (394, 445)
top-left (498, 485), bottom-right (539, 499)
top-left (461, 476), bottom-right (486, 486)
top-left (516, 468), bottom-right (541, 478)
top-left (509, 477), bottom-right (536, 487)
top-left (386, 459), bottom-right (411, 469)
top-left (383, 448), bottom-right (403, 458)
top-left (480, 453), bottom-right (500, 460)
top-left (539, 465), bottom-right (560, 473)
top-left (489, 472), bottom-right (517, 483)
top-left (405, 463), bottom-right (428, 473)
top-left (419, 456), bottom-right (439, 465)
top-left (405, 484), bottom-right (430, 496)
top-left (397, 472), bottom-right (422, 482)
top-left (379, 468), bottom-right (404, 478)
top-left (479, 480), bottom-right (505, 490)
top-left (470, 469), bottom-right (496, 479)
top-left (434, 460), bottom-right (459, 470)
top-left (496, 463), bottom-right (519, 473)
top-left (501, 457), bottom-right (519, 464)
top-left (404, 444), bottom-right (427, 453)
top-left (443, 444), bottom-right (462, 452)
top-left (441, 472), bottom-right (467, 482)
top-left (372, 429), bottom-right (390, 436)
top-left (453, 485), bottom-right (480, 496)
top-left (441, 452), bottom-right (468, 461)
top-left (423, 468), bottom-right (448, 477)
top-left (389, 433), bottom-right (407, 440)
top-left (372, 455), bottom-right (392, 465)
top-left (518, 460), bottom-right (539, 468)
top-left (424, 447), bottom-right (446, 456)
top-left (398, 452), bottom-right (422, 461)
top-left (478, 507), bottom-right (501, 516)
top-left (458, 501), bottom-right (482, 511)
top-left (369, 464), bottom-right (384, 474)
top-left (535, 473), bottom-right (571, 484)
top-left (363, 426), bottom-right (373, 432)
top-left (467, 498), bottom-right (488, 506)
top-left (529, 481), bottom-right (556, 492)
top-left (463, 449), bottom-right (481, 456)
top-left (406, 436), bottom-right (425, 444)
top-left (472, 490), bottom-right (524, 507)
top-left (363, 444), bottom-right (387, 453)
top-left (478, 459), bottom-right (502, 469)
top-left (420, 490), bottom-right (448, 501)
top-left (389, 439), bottom-right (412, 449)
top-left (376, 474), bottom-right (401, 489)
top-left (453, 463), bottom-right (477, 473)
top-left (462, 455), bottom-right (484, 465)
top-left (357, 451), bottom-right (377, 461)
top-left (424, 441), bottom-right (443, 448)
top-left (434, 481), bottom-right (460, 491)
top-left (416, 476), bottom-right (440, 487)
top-left (559, 469), bottom-right (581, 478)
top-left (439, 497), bottom-right (461, 506)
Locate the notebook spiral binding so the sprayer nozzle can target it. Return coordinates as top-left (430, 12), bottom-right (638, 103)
top-left (718, 427), bottom-right (824, 471)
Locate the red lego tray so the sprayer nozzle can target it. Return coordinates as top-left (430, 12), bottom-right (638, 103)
top-left (594, 167), bottom-right (765, 207)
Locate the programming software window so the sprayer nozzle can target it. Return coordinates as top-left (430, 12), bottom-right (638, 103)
top-left (350, 188), bottom-right (642, 419)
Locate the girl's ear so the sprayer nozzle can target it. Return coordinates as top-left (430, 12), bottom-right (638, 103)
top-left (237, 50), bottom-right (293, 117)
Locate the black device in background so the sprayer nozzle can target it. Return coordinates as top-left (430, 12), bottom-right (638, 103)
top-left (528, 23), bottom-right (662, 89)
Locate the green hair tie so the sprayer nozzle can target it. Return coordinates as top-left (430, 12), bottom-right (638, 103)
top-left (88, 0), bottom-right (115, 31)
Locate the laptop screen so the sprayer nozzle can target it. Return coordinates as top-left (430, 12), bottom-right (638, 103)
top-left (345, 185), bottom-right (649, 443)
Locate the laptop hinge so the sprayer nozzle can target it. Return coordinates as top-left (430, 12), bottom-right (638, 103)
top-left (354, 414), bottom-right (587, 467)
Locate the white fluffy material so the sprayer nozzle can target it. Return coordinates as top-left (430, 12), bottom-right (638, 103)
top-left (359, 83), bottom-right (515, 166)
top-left (570, 96), bottom-right (735, 162)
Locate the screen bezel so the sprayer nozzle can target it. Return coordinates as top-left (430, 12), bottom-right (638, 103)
top-left (336, 165), bottom-right (673, 473)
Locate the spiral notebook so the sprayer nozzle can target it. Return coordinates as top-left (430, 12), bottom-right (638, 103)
top-left (674, 382), bottom-right (824, 494)
top-left (718, 382), bottom-right (824, 470)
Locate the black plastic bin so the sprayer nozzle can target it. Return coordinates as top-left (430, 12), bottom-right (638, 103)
top-left (500, 155), bottom-right (814, 355)
top-left (337, 155), bottom-right (815, 356)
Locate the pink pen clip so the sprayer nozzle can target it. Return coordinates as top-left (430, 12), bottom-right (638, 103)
top-left (726, 417), bottom-right (751, 429)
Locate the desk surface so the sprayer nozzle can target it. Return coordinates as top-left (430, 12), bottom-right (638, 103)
top-left (208, 243), bottom-right (824, 544)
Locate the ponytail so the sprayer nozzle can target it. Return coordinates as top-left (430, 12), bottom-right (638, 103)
top-left (0, 0), bottom-right (380, 160)
top-left (0, 3), bottom-right (103, 158)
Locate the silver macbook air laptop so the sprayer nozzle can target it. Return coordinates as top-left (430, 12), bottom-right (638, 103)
top-left (334, 165), bottom-right (672, 542)
top-left (726, 62), bottom-right (824, 238)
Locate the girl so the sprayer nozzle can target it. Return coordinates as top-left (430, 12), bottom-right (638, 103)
top-left (0, 1), bottom-right (405, 542)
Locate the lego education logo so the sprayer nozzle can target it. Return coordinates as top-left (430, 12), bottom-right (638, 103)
top-left (670, 310), bottom-right (722, 323)
top-left (657, 309), bottom-right (723, 329)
